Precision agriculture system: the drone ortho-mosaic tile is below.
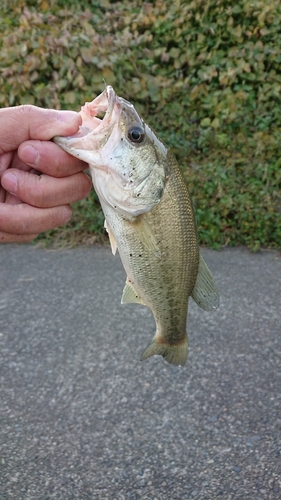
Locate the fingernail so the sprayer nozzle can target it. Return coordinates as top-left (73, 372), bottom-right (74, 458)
top-left (20, 145), bottom-right (39, 166)
top-left (58, 111), bottom-right (80, 124)
top-left (2, 172), bottom-right (17, 195)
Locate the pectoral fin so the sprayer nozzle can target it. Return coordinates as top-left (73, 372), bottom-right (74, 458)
top-left (191, 254), bottom-right (220, 311)
top-left (121, 278), bottom-right (145, 305)
top-left (132, 216), bottom-right (161, 257)
top-left (104, 219), bottom-right (118, 255)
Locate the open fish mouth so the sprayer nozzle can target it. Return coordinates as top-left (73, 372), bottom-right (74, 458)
top-left (78, 85), bottom-right (117, 137)
top-left (53, 85), bottom-right (120, 152)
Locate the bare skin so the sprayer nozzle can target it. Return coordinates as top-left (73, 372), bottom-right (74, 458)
top-left (0, 105), bottom-right (92, 243)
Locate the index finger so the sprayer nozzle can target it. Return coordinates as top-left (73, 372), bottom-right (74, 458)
top-left (0, 105), bottom-right (82, 154)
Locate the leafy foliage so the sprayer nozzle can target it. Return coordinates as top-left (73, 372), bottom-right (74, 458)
top-left (1, 0), bottom-right (280, 249)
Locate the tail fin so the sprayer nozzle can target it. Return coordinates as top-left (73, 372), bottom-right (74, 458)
top-left (140, 337), bottom-right (188, 366)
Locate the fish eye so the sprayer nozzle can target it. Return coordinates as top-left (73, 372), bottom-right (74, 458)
top-left (127, 126), bottom-right (145, 144)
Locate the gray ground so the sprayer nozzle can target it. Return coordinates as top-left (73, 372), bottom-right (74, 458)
top-left (0, 244), bottom-right (280, 500)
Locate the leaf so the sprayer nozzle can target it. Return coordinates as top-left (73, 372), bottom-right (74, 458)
top-left (64, 91), bottom-right (77, 104)
top-left (200, 117), bottom-right (211, 127)
top-left (211, 118), bottom-right (220, 129)
top-left (102, 67), bottom-right (116, 84)
top-left (80, 47), bottom-right (94, 63)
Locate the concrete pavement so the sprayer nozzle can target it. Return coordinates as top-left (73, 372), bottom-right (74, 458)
top-left (0, 244), bottom-right (280, 499)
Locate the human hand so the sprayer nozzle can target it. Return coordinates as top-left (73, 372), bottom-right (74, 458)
top-left (0, 105), bottom-right (92, 243)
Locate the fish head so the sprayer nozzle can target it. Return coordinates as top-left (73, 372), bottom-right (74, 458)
top-left (54, 86), bottom-right (169, 218)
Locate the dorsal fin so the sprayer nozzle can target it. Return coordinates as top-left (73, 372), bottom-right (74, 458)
top-left (191, 254), bottom-right (220, 310)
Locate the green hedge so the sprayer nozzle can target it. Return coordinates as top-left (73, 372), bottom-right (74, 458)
top-left (1, 0), bottom-right (280, 249)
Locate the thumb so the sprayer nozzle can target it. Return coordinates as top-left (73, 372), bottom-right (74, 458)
top-left (0, 105), bottom-right (82, 154)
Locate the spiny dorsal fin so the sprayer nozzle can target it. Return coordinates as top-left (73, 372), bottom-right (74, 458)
top-left (121, 278), bottom-right (145, 305)
top-left (191, 254), bottom-right (220, 311)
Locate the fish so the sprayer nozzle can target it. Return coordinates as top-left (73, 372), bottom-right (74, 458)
top-left (54, 85), bottom-right (219, 366)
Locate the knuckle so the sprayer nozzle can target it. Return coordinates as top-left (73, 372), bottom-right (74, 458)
top-left (26, 175), bottom-right (47, 207)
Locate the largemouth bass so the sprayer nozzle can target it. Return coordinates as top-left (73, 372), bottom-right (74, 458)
top-left (54, 86), bottom-right (219, 366)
